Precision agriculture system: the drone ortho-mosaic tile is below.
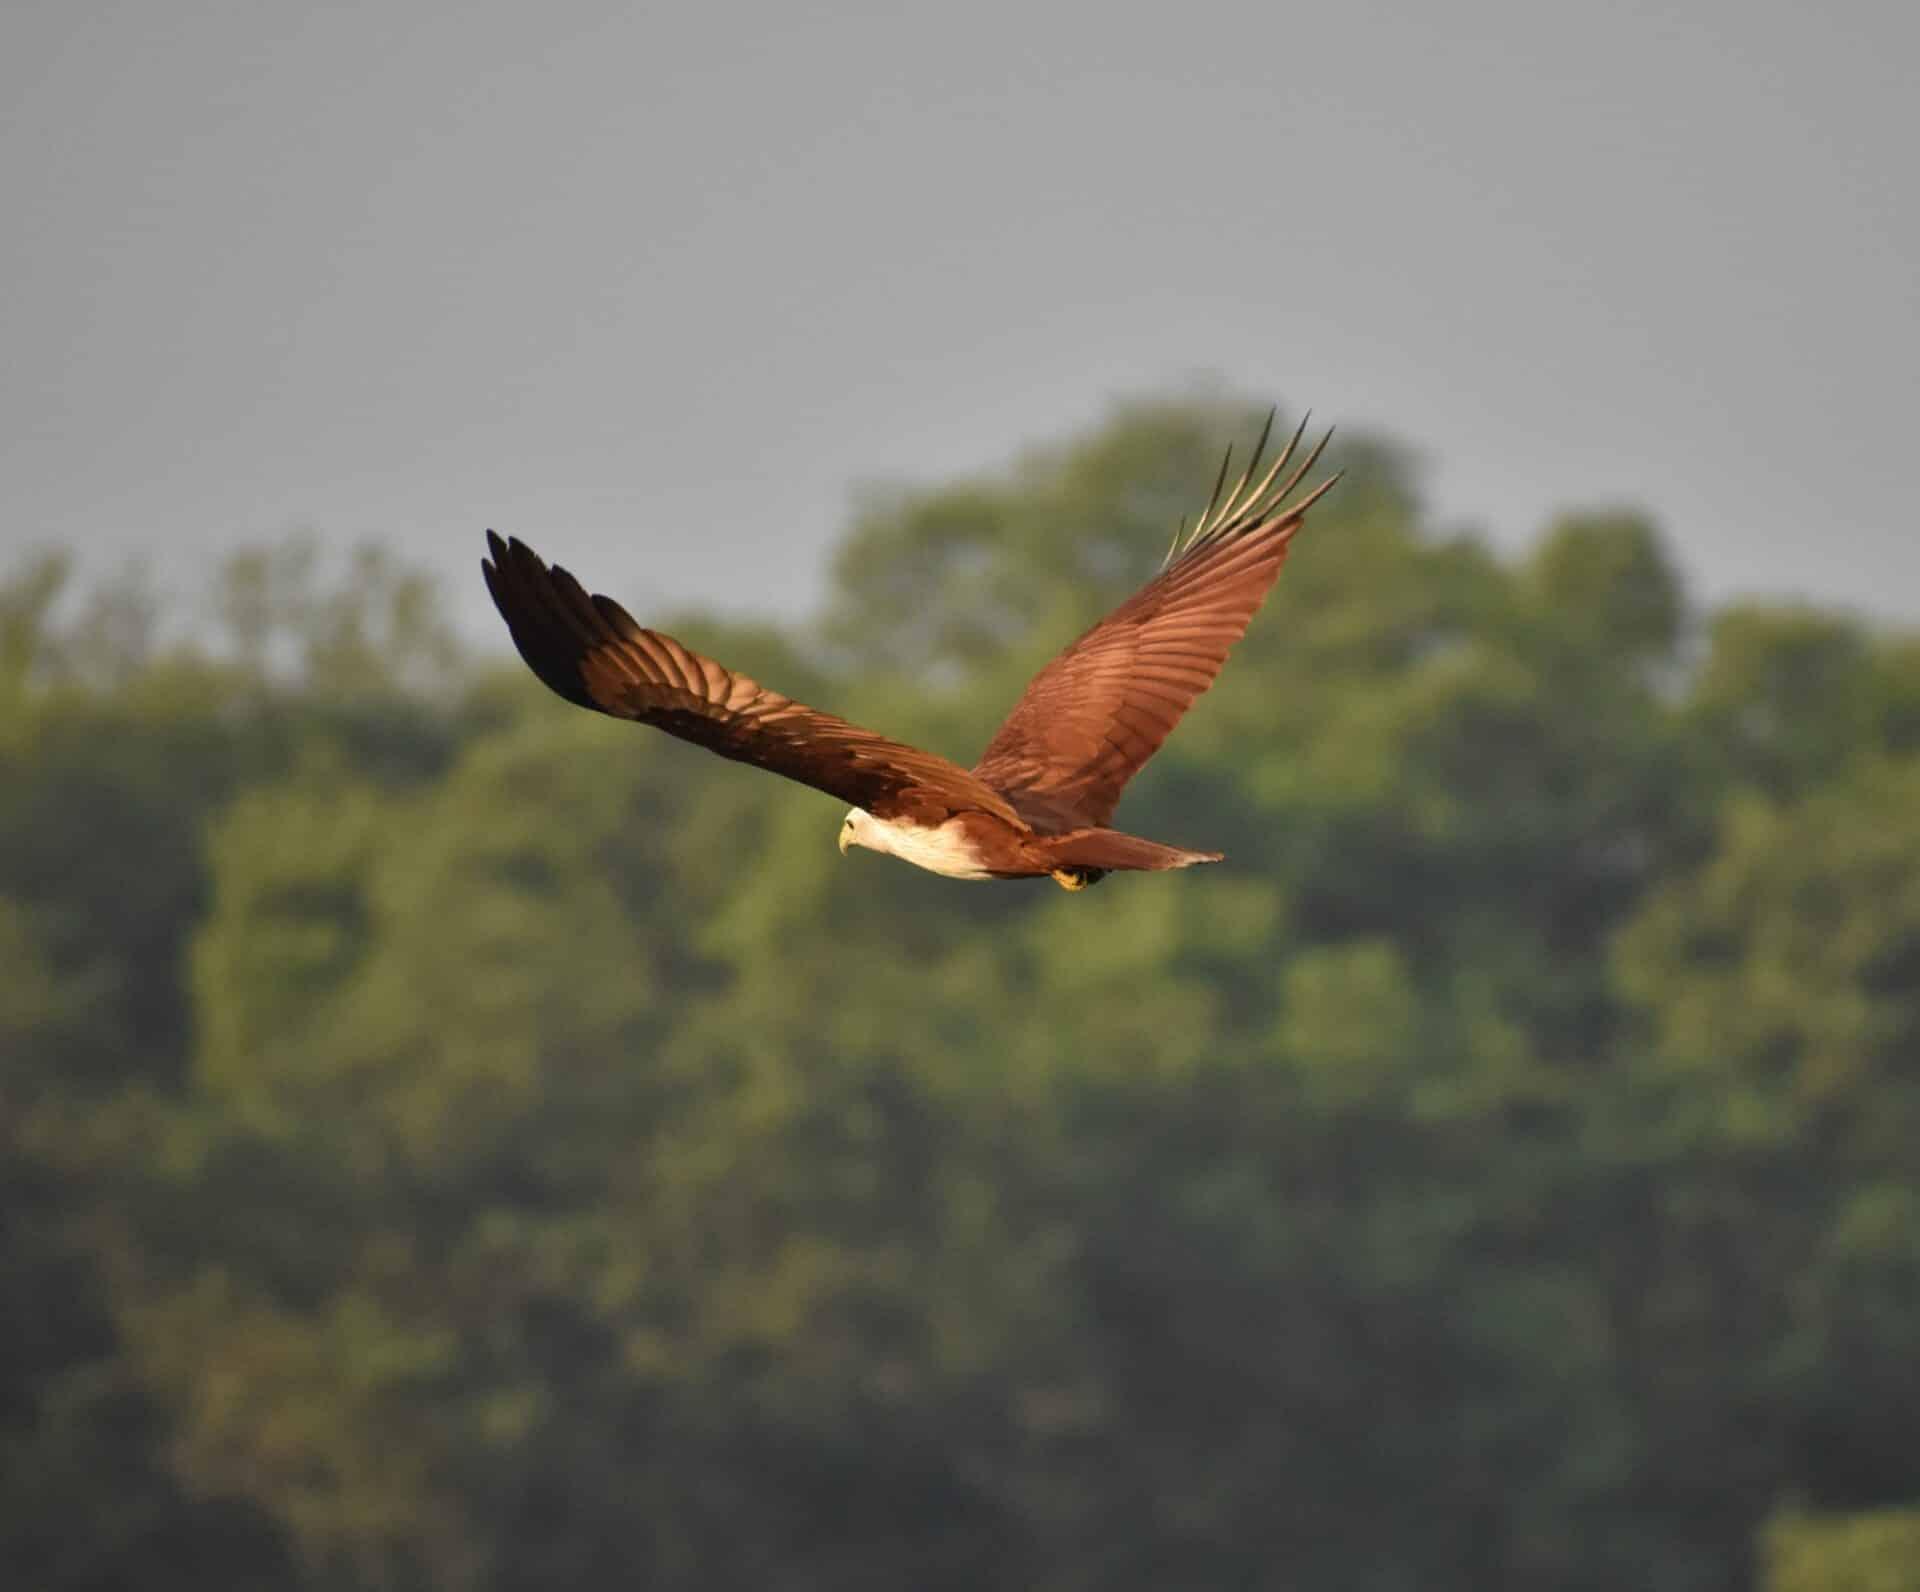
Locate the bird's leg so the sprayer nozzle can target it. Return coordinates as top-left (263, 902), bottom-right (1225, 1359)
top-left (1051, 868), bottom-right (1091, 891)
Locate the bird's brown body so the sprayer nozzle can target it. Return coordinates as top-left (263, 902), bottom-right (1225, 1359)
top-left (482, 412), bottom-right (1336, 889)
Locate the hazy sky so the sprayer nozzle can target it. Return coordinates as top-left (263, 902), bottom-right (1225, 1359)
top-left (4, 0), bottom-right (1914, 641)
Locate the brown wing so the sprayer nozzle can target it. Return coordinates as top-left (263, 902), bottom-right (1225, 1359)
top-left (483, 532), bottom-right (1025, 827)
top-left (971, 413), bottom-right (1338, 830)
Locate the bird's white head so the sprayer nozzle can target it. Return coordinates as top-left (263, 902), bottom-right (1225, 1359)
top-left (839, 807), bottom-right (874, 856)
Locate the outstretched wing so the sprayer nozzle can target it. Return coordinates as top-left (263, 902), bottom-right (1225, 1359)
top-left (483, 533), bottom-right (1024, 828)
top-left (971, 413), bottom-right (1337, 830)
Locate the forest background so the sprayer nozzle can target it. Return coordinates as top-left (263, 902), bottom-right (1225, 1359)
top-left (4, 395), bottom-right (1918, 1589)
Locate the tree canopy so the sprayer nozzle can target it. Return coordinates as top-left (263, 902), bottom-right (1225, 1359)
top-left (4, 396), bottom-right (1917, 1589)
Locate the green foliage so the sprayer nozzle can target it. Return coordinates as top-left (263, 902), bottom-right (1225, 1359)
top-left (1617, 762), bottom-right (1920, 1154)
top-left (3, 396), bottom-right (1917, 1588)
top-left (1765, 1506), bottom-right (1920, 1592)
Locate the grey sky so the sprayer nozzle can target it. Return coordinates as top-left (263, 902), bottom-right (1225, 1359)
top-left (4, 0), bottom-right (1914, 642)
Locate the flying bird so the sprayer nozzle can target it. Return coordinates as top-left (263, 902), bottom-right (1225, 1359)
top-left (482, 413), bottom-right (1336, 890)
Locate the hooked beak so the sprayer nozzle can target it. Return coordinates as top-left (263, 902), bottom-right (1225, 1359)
top-left (838, 827), bottom-right (852, 856)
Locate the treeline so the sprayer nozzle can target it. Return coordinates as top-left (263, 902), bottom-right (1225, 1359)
top-left (4, 397), bottom-right (1918, 1589)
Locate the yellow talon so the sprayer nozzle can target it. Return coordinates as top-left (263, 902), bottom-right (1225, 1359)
top-left (1051, 869), bottom-right (1090, 891)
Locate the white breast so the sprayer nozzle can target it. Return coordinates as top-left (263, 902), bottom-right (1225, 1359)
top-left (865, 815), bottom-right (996, 880)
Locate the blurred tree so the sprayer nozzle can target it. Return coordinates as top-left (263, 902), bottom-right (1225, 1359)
top-left (1685, 605), bottom-right (1880, 801)
top-left (3, 396), bottom-right (1916, 1590)
top-left (1764, 1506), bottom-right (1920, 1591)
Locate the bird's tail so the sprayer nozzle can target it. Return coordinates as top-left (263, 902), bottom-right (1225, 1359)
top-left (1037, 828), bottom-right (1224, 875)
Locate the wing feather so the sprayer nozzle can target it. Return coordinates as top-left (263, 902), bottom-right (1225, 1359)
top-left (971, 414), bottom-right (1338, 829)
top-left (483, 533), bottom-right (1024, 827)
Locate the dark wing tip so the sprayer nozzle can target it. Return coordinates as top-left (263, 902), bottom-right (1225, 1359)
top-left (479, 531), bottom-right (605, 711)
top-left (1167, 409), bottom-right (1339, 568)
